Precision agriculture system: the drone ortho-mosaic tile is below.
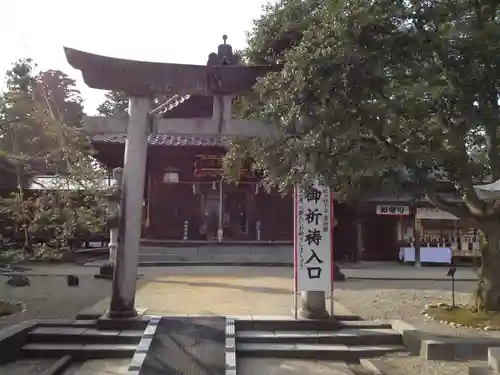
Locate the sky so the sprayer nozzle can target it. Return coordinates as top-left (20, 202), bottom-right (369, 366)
top-left (1, 0), bottom-right (271, 114)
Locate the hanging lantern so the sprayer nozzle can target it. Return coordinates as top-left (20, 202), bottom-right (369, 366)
top-left (192, 184), bottom-right (197, 195)
top-left (212, 181), bottom-right (217, 190)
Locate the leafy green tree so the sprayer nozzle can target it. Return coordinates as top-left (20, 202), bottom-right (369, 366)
top-left (225, 0), bottom-right (500, 311)
top-left (96, 91), bottom-right (129, 116)
top-left (0, 59), bottom-right (107, 258)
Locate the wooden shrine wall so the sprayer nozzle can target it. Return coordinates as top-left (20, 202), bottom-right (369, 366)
top-left (141, 146), bottom-right (294, 241)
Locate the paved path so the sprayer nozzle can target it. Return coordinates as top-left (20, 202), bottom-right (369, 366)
top-left (90, 270), bottom-right (296, 316)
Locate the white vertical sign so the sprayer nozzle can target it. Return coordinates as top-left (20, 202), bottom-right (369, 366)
top-left (294, 180), bottom-right (332, 292)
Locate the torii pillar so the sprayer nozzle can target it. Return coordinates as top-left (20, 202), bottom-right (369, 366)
top-left (108, 97), bottom-right (150, 317)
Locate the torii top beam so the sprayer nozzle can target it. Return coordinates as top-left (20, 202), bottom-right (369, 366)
top-left (64, 42), bottom-right (279, 97)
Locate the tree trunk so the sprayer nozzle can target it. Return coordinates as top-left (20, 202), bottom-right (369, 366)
top-left (472, 226), bottom-right (500, 312)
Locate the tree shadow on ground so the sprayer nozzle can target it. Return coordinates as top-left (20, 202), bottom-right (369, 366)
top-left (145, 278), bottom-right (291, 294)
top-left (144, 277), bottom-right (475, 294)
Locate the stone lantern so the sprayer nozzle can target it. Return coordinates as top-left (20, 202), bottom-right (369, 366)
top-left (98, 167), bottom-right (122, 278)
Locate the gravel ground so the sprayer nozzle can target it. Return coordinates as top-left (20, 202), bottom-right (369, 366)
top-left (0, 359), bottom-right (57, 375)
top-left (370, 352), bottom-right (483, 375)
top-left (0, 275), bottom-right (111, 329)
top-left (335, 279), bottom-right (499, 337)
top-left (0, 274), bottom-right (112, 374)
top-left (335, 279), bottom-right (491, 375)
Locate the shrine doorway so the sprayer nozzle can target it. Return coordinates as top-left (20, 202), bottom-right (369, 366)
top-left (362, 214), bottom-right (398, 260)
top-left (224, 189), bottom-right (248, 240)
top-left (201, 191), bottom-right (221, 240)
top-left (200, 186), bottom-right (249, 241)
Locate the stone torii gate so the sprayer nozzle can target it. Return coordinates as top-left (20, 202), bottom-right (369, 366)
top-left (64, 38), bottom-right (331, 320)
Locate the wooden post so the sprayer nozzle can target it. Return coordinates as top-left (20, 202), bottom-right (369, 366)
top-left (414, 210), bottom-right (422, 267)
top-left (356, 219), bottom-right (364, 262)
top-left (108, 97), bottom-right (150, 318)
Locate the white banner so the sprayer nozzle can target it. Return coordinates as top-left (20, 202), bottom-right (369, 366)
top-left (376, 205), bottom-right (410, 216)
top-left (294, 181), bottom-right (332, 292)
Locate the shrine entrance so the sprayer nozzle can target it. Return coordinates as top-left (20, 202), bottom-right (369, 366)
top-left (224, 188), bottom-right (248, 240)
top-left (200, 190), bottom-right (221, 241)
top-left (200, 184), bottom-right (249, 241)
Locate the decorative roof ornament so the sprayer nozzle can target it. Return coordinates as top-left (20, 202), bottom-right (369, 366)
top-left (207, 35), bottom-right (240, 66)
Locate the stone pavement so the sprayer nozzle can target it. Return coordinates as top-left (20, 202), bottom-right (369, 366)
top-left (71, 358), bottom-right (360, 375)
top-left (71, 359), bottom-right (130, 375)
top-left (237, 358), bottom-right (362, 375)
top-left (84, 264), bottom-right (477, 317)
top-left (90, 269), bottom-right (298, 316)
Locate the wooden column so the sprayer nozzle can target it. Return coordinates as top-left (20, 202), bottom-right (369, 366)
top-left (108, 96), bottom-right (150, 318)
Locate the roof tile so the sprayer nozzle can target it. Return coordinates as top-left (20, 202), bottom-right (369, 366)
top-left (91, 133), bottom-right (224, 147)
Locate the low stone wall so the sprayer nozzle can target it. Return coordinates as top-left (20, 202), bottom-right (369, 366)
top-left (391, 319), bottom-right (500, 361)
top-left (139, 245), bottom-right (293, 265)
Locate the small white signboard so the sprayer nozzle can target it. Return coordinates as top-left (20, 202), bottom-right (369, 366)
top-left (376, 205), bottom-right (410, 216)
top-left (294, 180), bottom-right (333, 293)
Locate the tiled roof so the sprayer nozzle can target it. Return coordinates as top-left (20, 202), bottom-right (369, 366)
top-left (91, 133), bottom-right (225, 147)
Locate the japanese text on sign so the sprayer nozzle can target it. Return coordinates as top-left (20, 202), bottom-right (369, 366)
top-left (294, 181), bottom-right (332, 292)
top-left (376, 205), bottom-right (410, 216)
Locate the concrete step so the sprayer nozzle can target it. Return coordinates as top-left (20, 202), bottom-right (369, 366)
top-left (235, 319), bottom-right (391, 331)
top-left (469, 366), bottom-right (497, 375)
top-left (340, 321), bottom-right (393, 329)
top-left (96, 316), bottom-right (150, 331)
top-left (27, 326), bottom-right (143, 345)
top-left (236, 342), bottom-right (406, 360)
top-left (138, 246), bottom-right (293, 263)
top-left (21, 343), bottom-right (137, 359)
top-left (236, 328), bottom-right (402, 346)
top-left (32, 319), bottom-right (98, 328)
top-left (76, 310), bottom-right (103, 320)
top-left (138, 254), bottom-right (291, 263)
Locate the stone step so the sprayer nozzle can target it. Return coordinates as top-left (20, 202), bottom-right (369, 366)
top-left (340, 321), bottom-right (393, 329)
top-left (236, 342), bottom-right (406, 360)
top-left (235, 319), bottom-right (391, 331)
top-left (96, 316), bottom-right (150, 331)
top-left (76, 310), bottom-right (104, 320)
top-left (27, 326), bottom-right (143, 344)
top-left (236, 328), bottom-right (402, 346)
top-left (469, 365), bottom-right (497, 375)
top-left (33, 319), bottom-right (98, 328)
top-left (21, 343), bottom-right (137, 359)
